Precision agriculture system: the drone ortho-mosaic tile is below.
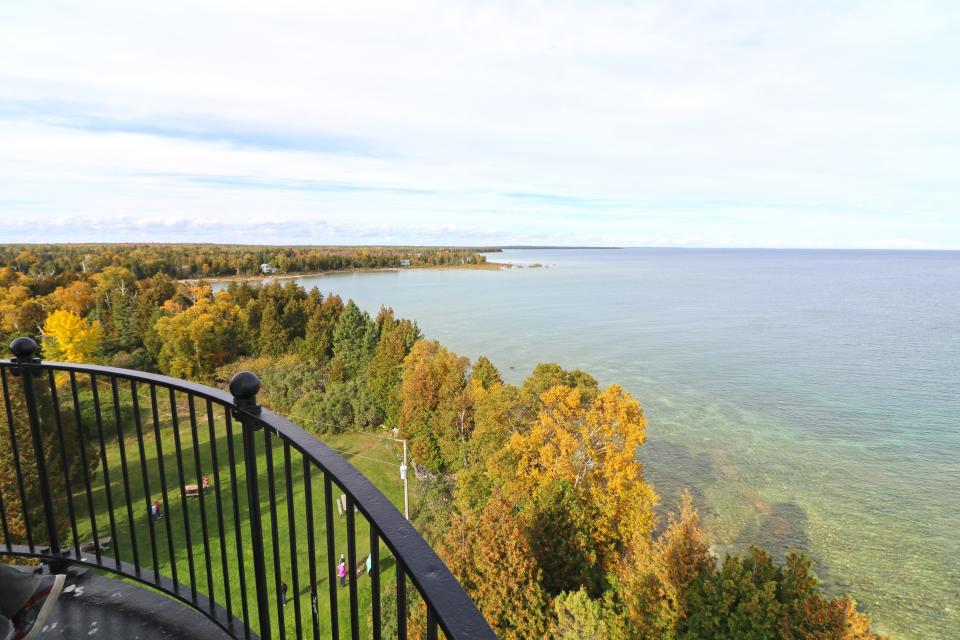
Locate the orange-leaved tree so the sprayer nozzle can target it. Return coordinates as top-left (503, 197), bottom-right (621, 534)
top-left (438, 492), bottom-right (551, 640)
top-left (610, 491), bottom-right (714, 639)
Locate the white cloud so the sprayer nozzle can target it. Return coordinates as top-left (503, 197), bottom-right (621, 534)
top-left (0, 0), bottom-right (957, 247)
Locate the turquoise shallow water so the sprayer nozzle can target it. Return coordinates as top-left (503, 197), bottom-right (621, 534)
top-left (216, 248), bottom-right (960, 639)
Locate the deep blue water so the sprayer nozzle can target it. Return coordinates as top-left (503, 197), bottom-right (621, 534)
top-left (216, 248), bottom-right (960, 639)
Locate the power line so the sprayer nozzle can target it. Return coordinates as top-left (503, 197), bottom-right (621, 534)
top-left (274, 411), bottom-right (402, 468)
top-left (324, 446), bottom-right (401, 468)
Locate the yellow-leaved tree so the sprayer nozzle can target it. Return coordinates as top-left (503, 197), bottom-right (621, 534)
top-left (42, 309), bottom-right (103, 362)
top-left (509, 384), bottom-right (658, 567)
top-left (153, 291), bottom-right (246, 380)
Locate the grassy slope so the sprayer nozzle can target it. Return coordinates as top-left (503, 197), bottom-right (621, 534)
top-left (67, 381), bottom-right (417, 639)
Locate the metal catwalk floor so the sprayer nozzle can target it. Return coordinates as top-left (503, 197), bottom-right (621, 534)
top-left (28, 570), bottom-right (231, 639)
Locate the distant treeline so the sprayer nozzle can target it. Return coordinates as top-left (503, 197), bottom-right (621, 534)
top-left (0, 244), bottom-right (498, 280)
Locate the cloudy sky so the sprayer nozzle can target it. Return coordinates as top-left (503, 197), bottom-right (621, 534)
top-left (1, 1), bottom-right (957, 247)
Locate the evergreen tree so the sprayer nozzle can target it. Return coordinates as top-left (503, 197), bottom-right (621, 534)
top-left (552, 589), bottom-right (610, 640)
top-left (258, 301), bottom-right (287, 355)
top-left (331, 300), bottom-right (371, 379)
top-left (107, 286), bottom-right (138, 352)
top-left (439, 494), bottom-right (550, 640)
top-left (303, 293), bottom-right (342, 363)
top-left (471, 355), bottom-right (502, 389)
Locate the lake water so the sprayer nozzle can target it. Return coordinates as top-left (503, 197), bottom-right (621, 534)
top-left (215, 248), bottom-right (960, 639)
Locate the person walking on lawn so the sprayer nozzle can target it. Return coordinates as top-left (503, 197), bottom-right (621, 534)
top-left (0, 564), bottom-right (66, 640)
top-left (337, 556), bottom-right (347, 588)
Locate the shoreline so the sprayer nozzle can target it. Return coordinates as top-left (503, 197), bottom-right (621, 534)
top-left (179, 260), bottom-right (513, 284)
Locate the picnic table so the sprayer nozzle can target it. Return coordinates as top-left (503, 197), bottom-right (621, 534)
top-left (80, 537), bottom-right (112, 553)
top-left (184, 475), bottom-right (211, 497)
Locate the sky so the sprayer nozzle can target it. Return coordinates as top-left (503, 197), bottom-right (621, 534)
top-left (1, 0), bottom-right (958, 248)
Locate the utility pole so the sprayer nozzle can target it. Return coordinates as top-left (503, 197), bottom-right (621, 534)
top-left (399, 439), bottom-right (409, 520)
top-left (345, 428), bottom-right (410, 520)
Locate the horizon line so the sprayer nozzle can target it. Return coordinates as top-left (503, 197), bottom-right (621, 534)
top-left (0, 242), bottom-right (957, 252)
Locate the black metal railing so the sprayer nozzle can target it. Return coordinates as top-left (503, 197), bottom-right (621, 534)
top-left (0, 337), bottom-right (495, 640)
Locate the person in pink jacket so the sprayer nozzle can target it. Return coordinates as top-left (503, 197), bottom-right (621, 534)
top-left (337, 555), bottom-right (347, 588)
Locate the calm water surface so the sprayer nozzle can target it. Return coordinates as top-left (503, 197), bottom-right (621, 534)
top-left (217, 249), bottom-right (960, 639)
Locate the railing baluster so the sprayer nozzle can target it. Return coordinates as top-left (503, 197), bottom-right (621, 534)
top-left (370, 525), bottom-right (381, 640)
top-left (206, 399), bottom-right (233, 626)
top-left (397, 560), bottom-right (407, 640)
top-left (188, 395), bottom-right (215, 610)
top-left (0, 470), bottom-right (9, 552)
top-left (1, 367), bottom-right (33, 551)
top-left (264, 428), bottom-right (285, 638)
top-left (324, 474), bottom-right (340, 640)
top-left (0, 486), bottom-right (8, 553)
top-left (187, 393), bottom-right (215, 613)
top-left (11, 341), bottom-right (62, 563)
top-left (230, 372), bottom-right (271, 640)
top-left (69, 371), bottom-right (100, 564)
top-left (224, 411), bottom-right (251, 637)
top-left (130, 380), bottom-right (160, 584)
top-left (150, 383), bottom-right (179, 589)
top-left (283, 442), bottom-right (303, 639)
top-left (346, 495), bottom-right (359, 640)
top-left (90, 373), bottom-right (121, 569)
top-left (111, 376), bottom-right (140, 574)
top-left (303, 460), bottom-right (320, 640)
top-left (47, 370), bottom-right (79, 559)
top-left (170, 388), bottom-right (198, 600)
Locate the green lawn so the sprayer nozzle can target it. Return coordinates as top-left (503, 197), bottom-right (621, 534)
top-left (65, 379), bottom-right (420, 639)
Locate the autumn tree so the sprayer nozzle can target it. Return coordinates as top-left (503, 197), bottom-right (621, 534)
top-left (438, 493), bottom-right (550, 639)
top-left (48, 280), bottom-right (96, 316)
top-left (520, 362), bottom-right (598, 411)
top-left (552, 589), bottom-right (610, 640)
top-left (153, 292), bottom-right (246, 379)
top-left (610, 491), bottom-right (714, 639)
top-left (458, 378), bottom-right (527, 508)
top-left (471, 355), bottom-right (502, 389)
top-left (398, 340), bottom-right (470, 474)
top-left (509, 384), bottom-right (658, 566)
top-left (42, 309), bottom-right (103, 362)
top-left (525, 479), bottom-right (599, 596)
top-left (0, 282), bottom-right (43, 338)
top-left (777, 553), bottom-right (885, 640)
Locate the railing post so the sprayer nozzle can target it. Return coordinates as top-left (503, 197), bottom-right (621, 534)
top-left (9, 337), bottom-right (67, 572)
top-left (230, 371), bottom-right (272, 640)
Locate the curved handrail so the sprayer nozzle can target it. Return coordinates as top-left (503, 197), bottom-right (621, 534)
top-left (0, 341), bottom-right (496, 640)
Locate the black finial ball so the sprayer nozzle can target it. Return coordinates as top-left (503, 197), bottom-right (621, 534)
top-left (10, 337), bottom-right (40, 359)
top-left (229, 371), bottom-right (261, 400)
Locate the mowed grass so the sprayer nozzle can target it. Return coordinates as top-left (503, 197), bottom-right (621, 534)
top-left (61, 378), bottom-right (419, 639)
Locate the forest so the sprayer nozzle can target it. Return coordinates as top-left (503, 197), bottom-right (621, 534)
top-left (0, 245), bottom-right (886, 639)
top-left (0, 244), bottom-right (494, 280)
